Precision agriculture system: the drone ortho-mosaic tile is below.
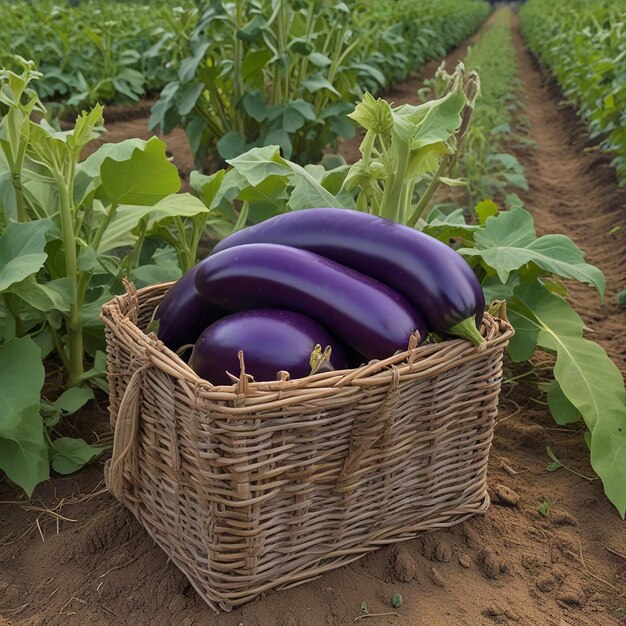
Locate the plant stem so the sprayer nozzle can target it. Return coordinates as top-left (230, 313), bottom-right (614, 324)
top-left (174, 216), bottom-right (193, 271)
top-left (407, 155), bottom-right (451, 228)
top-left (55, 172), bottom-right (83, 386)
top-left (232, 0), bottom-right (245, 133)
top-left (90, 201), bottom-right (118, 252)
top-left (380, 134), bottom-right (409, 222)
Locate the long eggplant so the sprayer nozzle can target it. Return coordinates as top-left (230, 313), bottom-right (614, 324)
top-left (155, 266), bottom-right (225, 352)
top-left (194, 243), bottom-right (426, 360)
top-left (189, 309), bottom-right (349, 385)
top-left (211, 208), bottom-right (485, 346)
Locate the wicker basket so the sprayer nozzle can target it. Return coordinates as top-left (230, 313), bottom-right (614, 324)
top-left (101, 282), bottom-right (513, 612)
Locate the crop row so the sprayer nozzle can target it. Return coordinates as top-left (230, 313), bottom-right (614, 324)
top-left (520, 0), bottom-right (626, 184)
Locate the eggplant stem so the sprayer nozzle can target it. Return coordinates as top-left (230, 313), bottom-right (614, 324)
top-left (449, 317), bottom-right (486, 350)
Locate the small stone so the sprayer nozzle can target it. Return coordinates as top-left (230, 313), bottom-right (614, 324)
top-left (536, 573), bottom-right (556, 593)
top-left (557, 584), bottom-right (586, 607)
top-left (391, 549), bottom-right (417, 582)
top-left (430, 567), bottom-right (446, 587)
top-left (478, 548), bottom-right (505, 579)
top-left (458, 553), bottom-right (472, 569)
top-left (504, 609), bottom-right (520, 621)
top-left (494, 484), bottom-right (520, 506)
top-left (552, 510), bottom-right (578, 526)
top-left (435, 541), bottom-right (452, 563)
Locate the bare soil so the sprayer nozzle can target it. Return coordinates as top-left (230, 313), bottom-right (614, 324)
top-left (2, 13), bottom-right (625, 626)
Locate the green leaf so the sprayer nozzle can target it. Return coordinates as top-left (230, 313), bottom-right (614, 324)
top-left (617, 288), bottom-right (626, 309)
top-left (547, 379), bottom-right (581, 425)
top-left (423, 208), bottom-right (478, 244)
top-left (475, 199), bottom-right (499, 224)
top-left (97, 193), bottom-right (207, 253)
top-left (177, 82), bottom-right (204, 116)
top-left (509, 281), bottom-right (626, 517)
top-left (144, 193), bottom-right (209, 230)
top-left (53, 386), bottom-right (94, 415)
top-left (217, 131), bottom-right (249, 160)
top-left (308, 52), bottom-right (332, 67)
top-left (42, 386), bottom-right (94, 428)
top-left (459, 208), bottom-right (605, 297)
top-left (348, 92), bottom-right (393, 134)
top-left (100, 137), bottom-right (180, 206)
top-left (0, 220), bottom-right (50, 291)
top-left (396, 89), bottom-right (465, 149)
top-left (49, 437), bottom-right (107, 475)
top-left (227, 145), bottom-right (291, 186)
top-left (0, 337), bottom-right (48, 495)
top-left (538, 500), bottom-right (550, 517)
top-left (241, 49), bottom-right (273, 81)
top-left (9, 277), bottom-right (72, 313)
top-left (301, 74), bottom-right (340, 97)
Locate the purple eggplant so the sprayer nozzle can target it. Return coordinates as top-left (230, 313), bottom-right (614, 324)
top-left (194, 243), bottom-right (426, 361)
top-left (155, 266), bottom-right (225, 352)
top-left (211, 208), bottom-right (485, 346)
top-left (189, 309), bottom-right (349, 385)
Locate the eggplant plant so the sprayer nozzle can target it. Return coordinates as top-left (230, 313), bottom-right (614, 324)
top-left (150, 0), bottom-right (490, 170)
top-left (0, 59), bottom-right (218, 494)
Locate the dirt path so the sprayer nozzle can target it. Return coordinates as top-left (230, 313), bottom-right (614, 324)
top-left (2, 13), bottom-right (626, 626)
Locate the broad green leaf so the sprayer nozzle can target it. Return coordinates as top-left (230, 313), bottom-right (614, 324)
top-left (42, 386), bottom-right (94, 427)
top-left (459, 208), bottom-right (605, 296)
top-left (423, 208), bottom-right (478, 244)
top-left (144, 193), bottom-right (209, 230)
top-left (49, 437), bottom-right (107, 475)
top-left (396, 89), bottom-right (465, 149)
top-left (97, 193), bottom-right (206, 253)
top-left (547, 379), bottom-right (581, 425)
top-left (509, 281), bottom-right (626, 517)
top-left (227, 145), bottom-right (291, 187)
top-left (217, 131), bottom-right (249, 160)
top-left (242, 91), bottom-right (268, 122)
top-left (51, 386), bottom-right (94, 415)
top-left (0, 336), bottom-right (48, 495)
top-left (0, 220), bottom-right (50, 291)
top-left (301, 74), bottom-right (340, 97)
top-left (9, 276), bottom-right (72, 312)
top-left (100, 137), bottom-right (180, 206)
top-left (176, 82), bottom-right (204, 116)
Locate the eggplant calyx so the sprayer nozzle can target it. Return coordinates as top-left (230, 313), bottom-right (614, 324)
top-left (449, 317), bottom-right (486, 350)
top-left (310, 344), bottom-right (335, 375)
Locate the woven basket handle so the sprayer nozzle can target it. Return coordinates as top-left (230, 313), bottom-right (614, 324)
top-left (336, 367), bottom-right (400, 491)
top-left (104, 360), bottom-right (149, 501)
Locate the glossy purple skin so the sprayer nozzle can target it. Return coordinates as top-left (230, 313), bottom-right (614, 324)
top-left (211, 208), bottom-right (485, 334)
top-left (194, 243), bottom-right (426, 361)
top-left (155, 266), bottom-right (225, 352)
top-left (189, 309), bottom-right (349, 385)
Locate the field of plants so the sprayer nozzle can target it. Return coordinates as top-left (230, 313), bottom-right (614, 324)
top-left (1, 1), bottom-right (625, 625)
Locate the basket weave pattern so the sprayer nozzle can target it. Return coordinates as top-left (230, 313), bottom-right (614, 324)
top-left (101, 283), bottom-right (513, 612)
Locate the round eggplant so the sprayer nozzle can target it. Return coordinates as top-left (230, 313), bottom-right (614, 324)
top-left (189, 309), bottom-right (349, 385)
top-left (194, 243), bottom-right (426, 360)
top-left (211, 208), bottom-right (485, 346)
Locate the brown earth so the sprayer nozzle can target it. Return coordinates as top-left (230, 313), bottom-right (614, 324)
top-left (2, 11), bottom-right (626, 626)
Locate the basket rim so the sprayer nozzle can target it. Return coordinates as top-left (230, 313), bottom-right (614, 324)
top-left (100, 281), bottom-right (514, 396)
